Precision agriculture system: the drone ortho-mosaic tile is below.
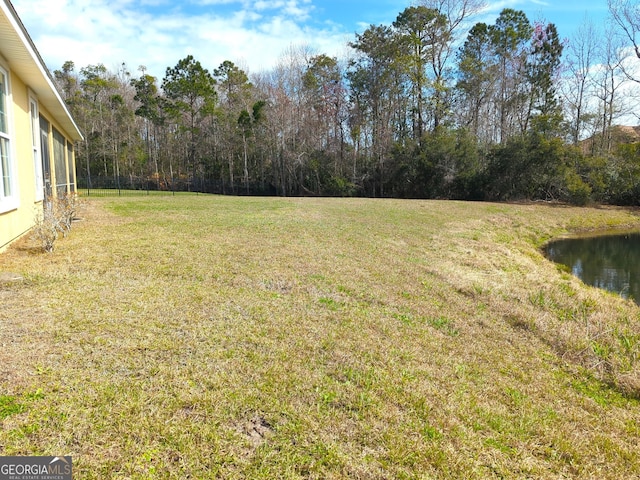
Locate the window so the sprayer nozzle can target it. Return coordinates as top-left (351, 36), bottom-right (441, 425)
top-left (52, 127), bottom-right (67, 194)
top-left (29, 96), bottom-right (44, 201)
top-left (39, 115), bottom-right (51, 199)
top-left (66, 141), bottom-right (75, 193)
top-left (0, 66), bottom-right (18, 212)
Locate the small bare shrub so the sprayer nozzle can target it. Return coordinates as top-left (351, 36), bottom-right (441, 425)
top-left (32, 201), bottom-right (60, 253)
top-left (56, 193), bottom-right (78, 237)
top-left (31, 194), bottom-right (80, 252)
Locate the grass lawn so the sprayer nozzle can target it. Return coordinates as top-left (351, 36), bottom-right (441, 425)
top-left (1, 195), bottom-right (640, 479)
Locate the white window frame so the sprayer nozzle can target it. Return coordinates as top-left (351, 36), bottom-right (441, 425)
top-left (28, 93), bottom-right (44, 201)
top-left (0, 64), bottom-right (19, 213)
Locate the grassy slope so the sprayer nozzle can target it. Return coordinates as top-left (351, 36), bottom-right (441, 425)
top-left (1, 196), bottom-right (639, 479)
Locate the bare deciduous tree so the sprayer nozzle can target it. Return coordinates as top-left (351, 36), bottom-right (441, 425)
top-left (562, 16), bottom-right (599, 144)
top-left (592, 28), bottom-right (631, 152)
top-left (608, 0), bottom-right (640, 82)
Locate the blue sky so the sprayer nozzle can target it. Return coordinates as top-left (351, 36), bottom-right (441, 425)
top-left (11, 0), bottom-right (612, 81)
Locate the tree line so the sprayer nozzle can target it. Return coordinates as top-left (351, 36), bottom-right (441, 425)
top-left (56, 0), bottom-right (640, 204)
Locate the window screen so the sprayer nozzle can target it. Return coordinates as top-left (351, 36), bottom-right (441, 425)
top-left (52, 127), bottom-right (67, 194)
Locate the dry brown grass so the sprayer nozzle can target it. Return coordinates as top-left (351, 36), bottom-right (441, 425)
top-left (1, 196), bottom-right (639, 478)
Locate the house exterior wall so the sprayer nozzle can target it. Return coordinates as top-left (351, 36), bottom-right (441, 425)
top-left (0, 65), bottom-right (34, 252)
top-left (0, 0), bottom-right (82, 253)
top-left (0, 65), bottom-right (77, 253)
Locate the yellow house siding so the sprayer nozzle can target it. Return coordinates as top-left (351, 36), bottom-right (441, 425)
top-left (0, 70), bottom-right (78, 253)
top-left (0, 66), bottom-right (35, 252)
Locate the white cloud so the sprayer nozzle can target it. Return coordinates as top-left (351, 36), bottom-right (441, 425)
top-left (481, 0), bottom-right (525, 14)
top-left (11, 0), bottom-right (350, 80)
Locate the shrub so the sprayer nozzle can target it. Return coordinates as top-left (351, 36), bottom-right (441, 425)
top-left (56, 193), bottom-right (78, 237)
top-left (32, 202), bottom-right (60, 253)
top-left (564, 170), bottom-right (592, 206)
top-left (31, 194), bottom-right (80, 252)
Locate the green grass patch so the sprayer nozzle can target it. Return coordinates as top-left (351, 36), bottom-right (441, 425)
top-left (427, 316), bottom-right (459, 336)
top-left (0, 395), bottom-right (24, 420)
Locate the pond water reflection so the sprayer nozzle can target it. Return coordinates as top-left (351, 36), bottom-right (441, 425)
top-left (544, 231), bottom-right (640, 305)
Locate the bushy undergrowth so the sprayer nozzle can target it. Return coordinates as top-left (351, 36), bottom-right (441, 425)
top-left (386, 129), bottom-right (640, 205)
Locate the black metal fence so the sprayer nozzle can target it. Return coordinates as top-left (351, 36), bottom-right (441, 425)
top-left (76, 175), bottom-right (277, 197)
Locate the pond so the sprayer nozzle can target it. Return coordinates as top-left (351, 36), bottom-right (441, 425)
top-left (543, 231), bottom-right (640, 304)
